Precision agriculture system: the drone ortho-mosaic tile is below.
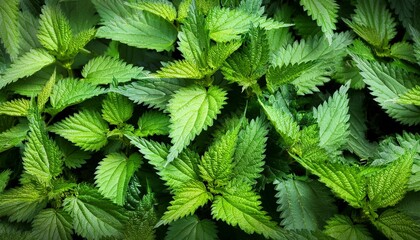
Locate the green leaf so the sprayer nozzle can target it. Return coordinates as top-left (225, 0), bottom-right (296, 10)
top-left (314, 83), bottom-right (350, 154)
top-left (353, 55), bottom-right (420, 125)
top-left (56, 137), bottom-right (90, 169)
top-left (91, 0), bottom-right (134, 23)
top-left (274, 178), bottom-right (337, 231)
top-left (212, 182), bottom-right (287, 239)
top-left (167, 85), bottom-right (227, 164)
top-left (0, 169), bottom-right (12, 193)
top-left (63, 185), bottom-right (128, 240)
top-left (0, 222), bottom-right (32, 240)
top-left (102, 93), bottom-right (134, 125)
top-left (0, 0), bottom-right (21, 60)
top-left (136, 111), bottom-right (170, 137)
top-left (373, 209), bottom-right (420, 240)
top-left (0, 123), bottom-right (28, 153)
top-left (324, 215), bottom-right (373, 240)
top-left (367, 151), bottom-right (413, 210)
top-left (95, 152), bottom-right (141, 205)
top-left (31, 209), bottom-right (73, 240)
top-left (0, 98), bottom-right (30, 116)
top-left (23, 111), bottom-right (63, 185)
top-left (398, 85), bottom-right (420, 106)
top-left (96, 11), bottom-right (177, 52)
top-left (49, 78), bottom-right (106, 115)
top-left (221, 27), bottom-right (269, 90)
top-left (207, 41), bottom-right (242, 70)
top-left (18, 10), bottom-right (42, 53)
top-left (130, 137), bottom-right (201, 190)
top-left (0, 184), bottom-right (48, 222)
top-left (126, 0), bottom-right (177, 22)
top-left (343, 0), bottom-right (396, 49)
top-left (37, 5), bottom-right (72, 55)
top-left (156, 60), bottom-right (204, 79)
top-left (0, 48), bottom-right (55, 90)
top-left (82, 56), bottom-right (146, 85)
top-left (64, 28), bottom-right (96, 59)
top-left (390, 42), bottom-right (417, 63)
top-left (157, 180), bottom-right (212, 226)
top-left (166, 215), bottom-right (218, 240)
top-left (49, 110), bottom-right (109, 151)
top-left (115, 78), bottom-right (189, 110)
top-left (232, 117), bottom-right (268, 184)
top-left (37, 68), bottom-right (56, 111)
top-left (300, 0), bottom-right (338, 44)
top-left (409, 26), bottom-right (420, 64)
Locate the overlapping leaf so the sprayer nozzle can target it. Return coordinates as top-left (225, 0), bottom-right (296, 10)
top-left (30, 209), bottom-right (73, 240)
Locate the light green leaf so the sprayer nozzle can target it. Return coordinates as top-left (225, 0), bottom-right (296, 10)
top-left (23, 111), bottom-right (63, 185)
top-left (0, 98), bottom-right (30, 116)
top-left (353, 55), bottom-right (420, 125)
top-left (102, 93), bottom-right (134, 125)
top-left (126, 0), bottom-right (177, 22)
top-left (390, 42), bottom-right (417, 62)
top-left (274, 178), bottom-right (337, 231)
top-left (167, 85), bottom-right (227, 164)
top-left (300, 0), bottom-right (338, 44)
top-left (314, 83), bottom-right (350, 154)
top-left (49, 110), bottom-right (109, 151)
top-left (232, 117), bottom-right (268, 184)
top-left (368, 151), bottom-right (413, 210)
top-left (63, 185), bottom-right (128, 240)
top-left (82, 56), bottom-right (146, 85)
top-left (18, 10), bottom-right (42, 53)
top-left (115, 78), bottom-right (189, 110)
top-left (0, 169), bottom-right (12, 193)
top-left (324, 215), bottom-right (373, 240)
top-left (136, 111), bottom-right (170, 137)
top-left (166, 215), bottom-right (218, 240)
top-left (65, 28), bottom-right (96, 59)
top-left (373, 209), bottom-right (420, 240)
top-left (31, 209), bottom-right (73, 240)
top-left (49, 78), bottom-right (106, 115)
top-left (398, 85), bottom-right (420, 106)
top-left (37, 68), bottom-right (56, 111)
top-left (96, 11), bottom-right (177, 52)
top-left (207, 41), bottom-right (242, 70)
top-left (0, 123), bottom-right (29, 153)
top-left (212, 182), bottom-right (287, 239)
top-left (156, 60), bottom-right (204, 79)
top-left (0, 0), bottom-right (21, 60)
top-left (0, 48), bottom-right (55, 90)
top-left (157, 180), bottom-right (212, 226)
top-left (91, 0), bottom-right (134, 23)
top-left (0, 184), bottom-right (48, 222)
top-left (95, 152), bottom-right (141, 206)
top-left (130, 137), bottom-right (201, 190)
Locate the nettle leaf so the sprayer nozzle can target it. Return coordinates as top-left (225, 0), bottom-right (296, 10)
top-left (167, 85), bottom-right (227, 164)
top-left (0, 48), bottom-right (55, 90)
top-left (92, 0), bottom-right (134, 23)
top-left (49, 78), bottom-right (106, 115)
top-left (63, 185), bottom-right (128, 240)
top-left (0, 184), bottom-right (48, 222)
top-left (37, 67), bottom-right (56, 111)
top-left (367, 151), bottom-right (413, 210)
top-left (324, 215), bottom-right (373, 240)
top-left (207, 41), bottom-right (242, 70)
top-left (343, 0), bottom-right (396, 49)
top-left (56, 137), bottom-right (91, 169)
top-left (126, 0), bottom-right (177, 22)
top-left (31, 209), bottom-right (73, 240)
top-left (314, 83), bottom-right (350, 154)
top-left (0, 0), bottom-right (21, 60)
top-left (353, 55), bottom-right (420, 125)
top-left (409, 26), bottom-right (420, 64)
top-left (232, 117), bottom-right (268, 184)
top-left (131, 137), bottom-right (201, 190)
top-left (221, 27), bottom-right (269, 90)
top-left (300, 0), bottom-right (338, 44)
top-left (0, 123), bottom-right (29, 153)
top-left (96, 11), bottom-right (177, 52)
top-left (390, 42), bottom-right (417, 63)
top-left (157, 180), bottom-right (212, 226)
top-left (274, 178), bottom-right (337, 231)
top-left (23, 111), bottom-right (63, 185)
top-left (82, 56), bottom-right (146, 85)
top-left (166, 215), bottom-right (218, 240)
top-left (0, 98), bottom-right (30, 116)
top-left (95, 152), bottom-right (141, 205)
top-left (136, 111), bottom-right (170, 137)
top-left (398, 85), bottom-right (420, 106)
top-left (49, 110), bottom-right (109, 151)
top-left (373, 209), bottom-right (420, 240)
top-left (0, 169), bottom-right (12, 193)
top-left (19, 10), bottom-right (42, 53)
top-left (102, 93), bottom-right (134, 125)
top-left (212, 182), bottom-right (287, 239)
top-left (115, 78), bottom-right (189, 110)
top-left (155, 60), bottom-right (204, 79)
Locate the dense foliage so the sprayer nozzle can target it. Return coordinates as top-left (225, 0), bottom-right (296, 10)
top-left (1, 0), bottom-right (420, 239)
